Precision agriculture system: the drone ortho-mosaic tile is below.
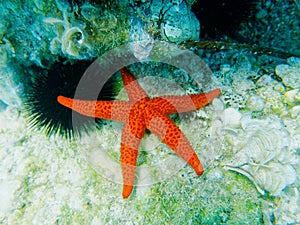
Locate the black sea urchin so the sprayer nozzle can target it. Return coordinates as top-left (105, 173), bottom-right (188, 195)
top-left (24, 59), bottom-right (117, 139)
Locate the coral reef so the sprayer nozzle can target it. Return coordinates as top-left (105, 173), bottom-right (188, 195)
top-left (0, 0), bottom-right (200, 68)
top-left (0, 0), bottom-right (300, 224)
top-left (0, 0), bottom-right (129, 67)
top-left (0, 105), bottom-right (262, 224)
top-left (1, 51), bottom-right (300, 224)
top-left (193, 50), bottom-right (300, 224)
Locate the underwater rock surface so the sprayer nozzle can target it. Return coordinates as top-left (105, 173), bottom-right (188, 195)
top-left (0, 0), bottom-right (300, 224)
top-left (1, 51), bottom-right (300, 224)
top-left (0, 0), bottom-right (129, 67)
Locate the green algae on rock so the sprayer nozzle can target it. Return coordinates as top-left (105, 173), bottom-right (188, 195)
top-left (0, 0), bottom-right (129, 67)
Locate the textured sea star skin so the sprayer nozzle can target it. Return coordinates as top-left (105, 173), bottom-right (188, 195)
top-left (57, 68), bottom-right (221, 198)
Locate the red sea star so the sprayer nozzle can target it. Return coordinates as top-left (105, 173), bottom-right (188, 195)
top-left (57, 67), bottom-right (221, 198)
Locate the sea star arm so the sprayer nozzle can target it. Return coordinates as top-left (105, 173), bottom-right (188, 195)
top-left (120, 107), bottom-right (146, 198)
top-left (145, 107), bottom-right (204, 175)
top-left (120, 67), bottom-right (149, 102)
top-left (148, 88), bottom-right (221, 114)
top-left (57, 96), bottom-right (129, 122)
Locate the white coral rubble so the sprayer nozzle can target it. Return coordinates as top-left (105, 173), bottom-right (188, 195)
top-left (222, 114), bottom-right (297, 196)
